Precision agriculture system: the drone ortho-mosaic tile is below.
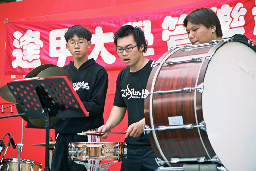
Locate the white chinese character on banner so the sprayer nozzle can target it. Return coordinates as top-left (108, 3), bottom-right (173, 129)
top-left (126, 20), bottom-right (154, 56)
top-left (162, 14), bottom-right (190, 49)
top-left (252, 7), bottom-right (256, 35)
top-left (49, 28), bottom-right (71, 67)
top-left (212, 3), bottom-right (246, 37)
top-left (12, 30), bottom-right (43, 68)
top-left (88, 26), bottom-right (116, 64)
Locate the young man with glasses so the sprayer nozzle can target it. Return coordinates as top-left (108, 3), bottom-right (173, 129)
top-left (51, 25), bottom-right (108, 171)
top-left (98, 25), bottom-right (159, 171)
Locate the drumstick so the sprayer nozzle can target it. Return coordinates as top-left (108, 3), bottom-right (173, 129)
top-left (78, 131), bottom-right (126, 136)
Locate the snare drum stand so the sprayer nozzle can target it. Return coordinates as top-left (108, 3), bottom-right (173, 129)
top-left (75, 160), bottom-right (117, 171)
top-left (17, 119), bottom-right (24, 171)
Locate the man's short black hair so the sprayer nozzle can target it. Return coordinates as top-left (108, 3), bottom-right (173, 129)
top-left (183, 8), bottom-right (223, 38)
top-left (114, 25), bottom-right (147, 53)
top-left (64, 25), bottom-right (92, 42)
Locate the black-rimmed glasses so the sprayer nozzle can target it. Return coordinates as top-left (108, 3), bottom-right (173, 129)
top-left (116, 45), bottom-right (137, 53)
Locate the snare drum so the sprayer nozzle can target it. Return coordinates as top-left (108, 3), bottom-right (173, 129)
top-left (69, 142), bottom-right (127, 161)
top-left (0, 158), bottom-right (42, 171)
top-left (144, 38), bottom-right (256, 171)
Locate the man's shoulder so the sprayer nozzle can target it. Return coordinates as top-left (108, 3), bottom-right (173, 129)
top-left (63, 62), bottom-right (73, 71)
top-left (118, 67), bottom-right (129, 76)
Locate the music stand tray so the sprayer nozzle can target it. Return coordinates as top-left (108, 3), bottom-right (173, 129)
top-left (7, 76), bottom-right (89, 170)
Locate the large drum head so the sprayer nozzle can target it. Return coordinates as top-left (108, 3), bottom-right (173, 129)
top-left (203, 41), bottom-right (256, 171)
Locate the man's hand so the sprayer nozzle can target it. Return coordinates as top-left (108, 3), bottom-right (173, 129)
top-left (97, 124), bottom-right (112, 139)
top-left (125, 118), bottom-right (145, 138)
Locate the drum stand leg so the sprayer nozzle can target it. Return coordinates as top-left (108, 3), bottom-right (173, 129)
top-left (17, 143), bottom-right (24, 171)
top-left (74, 160), bottom-right (117, 171)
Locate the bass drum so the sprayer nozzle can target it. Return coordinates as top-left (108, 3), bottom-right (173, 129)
top-left (144, 38), bottom-right (256, 171)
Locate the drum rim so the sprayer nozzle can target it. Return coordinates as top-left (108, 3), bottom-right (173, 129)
top-left (2, 158), bottom-right (42, 166)
top-left (148, 47), bottom-right (181, 165)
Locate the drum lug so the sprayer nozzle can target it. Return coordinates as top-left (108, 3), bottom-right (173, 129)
top-left (83, 145), bottom-right (87, 158)
top-left (212, 155), bottom-right (222, 164)
top-left (170, 157), bottom-right (206, 163)
top-left (144, 125), bottom-right (151, 135)
top-left (198, 120), bottom-right (206, 131)
top-left (152, 61), bottom-right (161, 67)
top-left (144, 121), bottom-right (206, 133)
top-left (205, 55), bottom-right (213, 60)
top-left (165, 57), bottom-right (202, 66)
top-left (155, 157), bottom-right (165, 166)
top-left (101, 144), bottom-right (105, 156)
top-left (116, 148), bottom-right (120, 155)
top-left (195, 83), bottom-right (204, 93)
top-left (149, 84), bottom-right (204, 95)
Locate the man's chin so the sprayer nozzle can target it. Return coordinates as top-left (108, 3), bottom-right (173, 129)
top-left (192, 41), bottom-right (199, 45)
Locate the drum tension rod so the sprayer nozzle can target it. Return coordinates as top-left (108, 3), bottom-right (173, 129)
top-left (149, 84), bottom-right (204, 95)
top-left (144, 121), bottom-right (206, 134)
top-left (165, 57), bottom-right (202, 66)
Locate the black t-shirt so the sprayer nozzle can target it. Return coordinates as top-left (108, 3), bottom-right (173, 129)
top-left (114, 60), bottom-right (154, 146)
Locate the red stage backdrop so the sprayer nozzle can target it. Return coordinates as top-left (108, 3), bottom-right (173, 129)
top-left (1, 0), bottom-right (256, 170)
top-left (4, 0), bottom-right (256, 75)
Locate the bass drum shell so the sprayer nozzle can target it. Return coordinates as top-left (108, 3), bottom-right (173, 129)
top-left (144, 39), bottom-right (256, 171)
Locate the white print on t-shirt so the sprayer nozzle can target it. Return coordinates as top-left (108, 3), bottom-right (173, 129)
top-left (121, 84), bottom-right (149, 99)
top-left (73, 81), bottom-right (89, 91)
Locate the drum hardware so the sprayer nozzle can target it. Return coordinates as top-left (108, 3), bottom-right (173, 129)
top-left (170, 156), bottom-right (221, 164)
top-left (165, 57), bottom-right (202, 66)
top-left (152, 61), bottom-right (161, 67)
top-left (182, 42), bottom-right (218, 51)
top-left (205, 55), bottom-right (213, 61)
top-left (144, 121), bottom-right (206, 135)
top-left (69, 142), bottom-right (127, 161)
top-left (249, 40), bottom-right (255, 46)
top-left (69, 148), bottom-right (84, 160)
top-left (147, 84), bottom-right (204, 96)
top-left (74, 160), bottom-right (117, 171)
top-left (156, 164), bottom-right (227, 171)
top-left (171, 157), bottom-right (205, 163)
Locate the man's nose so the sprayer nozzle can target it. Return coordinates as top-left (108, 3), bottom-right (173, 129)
top-left (122, 49), bottom-right (128, 55)
top-left (74, 42), bottom-right (80, 48)
top-left (188, 31), bottom-right (194, 39)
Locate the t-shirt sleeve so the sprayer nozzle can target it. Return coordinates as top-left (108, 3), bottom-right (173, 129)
top-left (113, 71), bottom-right (126, 107)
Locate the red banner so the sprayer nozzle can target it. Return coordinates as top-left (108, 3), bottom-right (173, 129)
top-left (5, 0), bottom-right (256, 75)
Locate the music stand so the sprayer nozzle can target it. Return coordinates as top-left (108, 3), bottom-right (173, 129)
top-left (7, 76), bottom-right (88, 171)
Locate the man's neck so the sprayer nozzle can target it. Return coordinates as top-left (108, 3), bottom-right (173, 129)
top-left (130, 57), bottom-right (149, 73)
top-left (74, 57), bottom-right (88, 69)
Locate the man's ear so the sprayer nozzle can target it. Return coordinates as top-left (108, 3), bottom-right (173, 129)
top-left (210, 25), bottom-right (216, 33)
top-left (139, 44), bottom-right (145, 52)
top-left (88, 41), bottom-right (91, 48)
